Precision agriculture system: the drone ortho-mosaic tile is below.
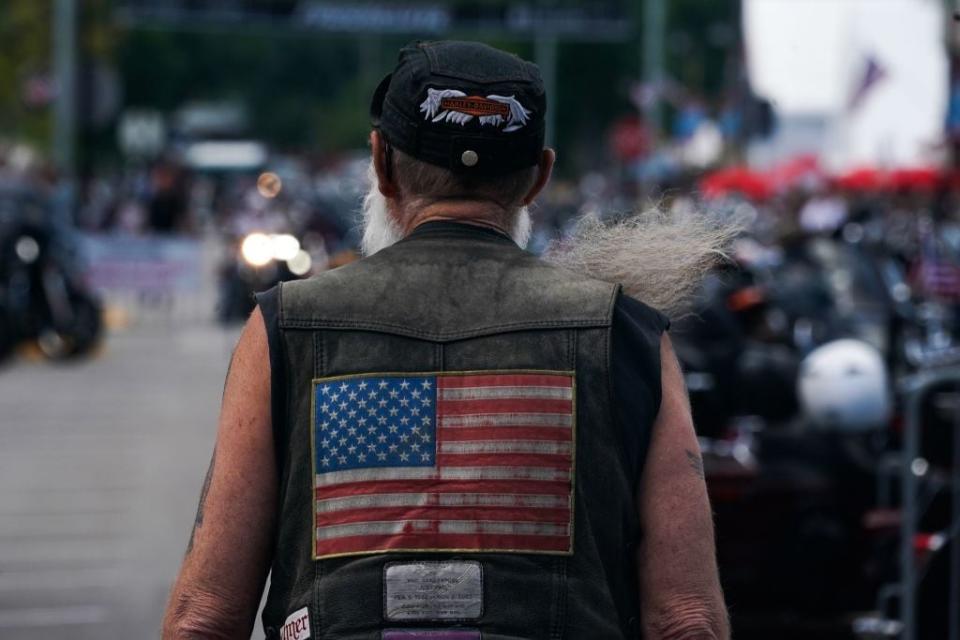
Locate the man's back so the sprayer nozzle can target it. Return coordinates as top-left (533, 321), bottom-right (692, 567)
top-left (261, 222), bottom-right (655, 638)
top-left (162, 40), bottom-right (727, 640)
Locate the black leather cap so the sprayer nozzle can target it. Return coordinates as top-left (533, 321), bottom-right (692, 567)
top-left (371, 40), bottom-right (546, 177)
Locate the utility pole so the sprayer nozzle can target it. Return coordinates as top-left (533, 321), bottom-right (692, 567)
top-left (52, 0), bottom-right (77, 222)
top-left (642, 0), bottom-right (666, 137)
top-left (535, 34), bottom-right (557, 149)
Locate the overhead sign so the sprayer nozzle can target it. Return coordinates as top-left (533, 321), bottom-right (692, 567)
top-left (118, 109), bottom-right (166, 157)
top-left (298, 3), bottom-right (450, 32)
top-left (116, 1), bottom-right (631, 40)
top-left (182, 140), bottom-right (268, 171)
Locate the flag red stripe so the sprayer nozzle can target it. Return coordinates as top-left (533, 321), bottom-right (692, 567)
top-left (316, 532), bottom-right (571, 557)
top-left (436, 453), bottom-right (570, 468)
top-left (316, 506), bottom-right (570, 527)
top-left (314, 372), bottom-right (575, 558)
top-left (436, 398), bottom-right (572, 415)
top-left (316, 478), bottom-right (570, 500)
top-left (438, 374), bottom-right (572, 388)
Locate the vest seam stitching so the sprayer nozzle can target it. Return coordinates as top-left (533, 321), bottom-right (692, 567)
top-left (556, 329), bottom-right (575, 639)
top-left (551, 556), bottom-right (567, 640)
top-left (604, 284), bottom-right (622, 325)
top-left (278, 319), bottom-right (612, 340)
top-left (312, 330), bottom-right (323, 638)
top-left (281, 318), bottom-right (609, 325)
top-left (603, 321), bottom-right (641, 637)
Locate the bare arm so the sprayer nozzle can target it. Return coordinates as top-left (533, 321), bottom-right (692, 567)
top-left (636, 333), bottom-right (728, 640)
top-left (162, 307), bottom-right (277, 639)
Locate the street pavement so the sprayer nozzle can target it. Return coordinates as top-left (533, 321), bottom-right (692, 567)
top-left (0, 322), bottom-right (262, 639)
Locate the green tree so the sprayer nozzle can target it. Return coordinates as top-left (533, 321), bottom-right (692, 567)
top-left (0, 1), bottom-right (53, 149)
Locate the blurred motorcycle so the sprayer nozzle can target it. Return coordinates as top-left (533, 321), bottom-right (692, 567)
top-left (671, 223), bottom-right (960, 638)
top-left (674, 230), bottom-right (912, 436)
top-left (217, 230), bottom-right (314, 324)
top-left (0, 187), bottom-right (103, 361)
top-left (703, 339), bottom-right (897, 639)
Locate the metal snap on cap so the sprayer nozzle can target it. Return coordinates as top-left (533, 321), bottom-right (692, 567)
top-left (461, 150), bottom-right (479, 167)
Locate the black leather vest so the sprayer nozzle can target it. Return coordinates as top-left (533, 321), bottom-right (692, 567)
top-left (262, 224), bottom-right (647, 639)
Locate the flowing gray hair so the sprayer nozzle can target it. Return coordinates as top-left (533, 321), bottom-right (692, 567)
top-left (546, 208), bottom-right (742, 318)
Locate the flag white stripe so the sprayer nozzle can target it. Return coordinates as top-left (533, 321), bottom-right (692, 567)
top-left (438, 493), bottom-right (568, 508)
top-left (317, 493), bottom-right (431, 512)
top-left (316, 465), bottom-right (570, 486)
top-left (316, 520), bottom-right (569, 540)
top-left (439, 386), bottom-right (573, 401)
top-left (437, 520), bottom-right (568, 536)
top-left (316, 467), bottom-right (436, 486)
top-left (316, 492), bottom-right (569, 513)
top-left (440, 413), bottom-right (572, 428)
top-left (439, 440), bottom-right (571, 455)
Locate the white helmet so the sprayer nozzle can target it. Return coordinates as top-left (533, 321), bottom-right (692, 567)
top-left (797, 339), bottom-right (892, 432)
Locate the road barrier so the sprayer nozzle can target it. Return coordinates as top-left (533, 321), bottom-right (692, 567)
top-left (79, 233), bottom-right (221, 328)
top-left (899, 366), bottom-right (960, 640)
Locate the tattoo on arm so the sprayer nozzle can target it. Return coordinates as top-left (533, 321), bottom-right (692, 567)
top-left (189, 343), bottom-right (239, 553)
top-left (187, 448), bottom-right (216, 554)
top-left (685, 449), bottom-right (705, 479)
top-left (222, 348), bottom-right (237, 402)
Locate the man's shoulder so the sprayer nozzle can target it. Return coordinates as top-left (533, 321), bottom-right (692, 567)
top-left (277, 258), bottom-right (372, 315)
top-left (282, 246), bottom-right (618, 301)
top-left (276, 247), bottom-right (620, 339)
top-left (614, 293), bottom-right (671, 335)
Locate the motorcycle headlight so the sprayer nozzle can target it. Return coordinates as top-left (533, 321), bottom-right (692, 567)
top-left (271, 234), bottom-right (300, 262)
top-left (287, 249), bottom-right (312, 276)
top-left (240, 233), bottom-right (273, 267)
top-left (15, 236), bottom-right (40, 264)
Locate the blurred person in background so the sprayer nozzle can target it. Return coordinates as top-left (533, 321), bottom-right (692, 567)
top-left (162, 41), bottom-right (728, 640)
top-left (148, 158), bottom-right (190, 234)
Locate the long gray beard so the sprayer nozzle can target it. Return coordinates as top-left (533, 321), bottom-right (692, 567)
top-left (360, 161), bottom-right (532, 256)
top-left (545, 208), bottom-right (743, 318)
top-left (359, 168), bottom-right (404, 256)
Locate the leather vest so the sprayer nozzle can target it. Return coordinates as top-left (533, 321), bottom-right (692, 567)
top-left (262, 224), bottom-right (647, 639)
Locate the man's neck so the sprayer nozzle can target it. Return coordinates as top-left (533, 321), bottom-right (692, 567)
top-left (399, 200), bottom-right (512, 238)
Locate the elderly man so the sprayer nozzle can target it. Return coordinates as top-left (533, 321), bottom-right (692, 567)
top-left (163, 41), bottom-right (727, 640)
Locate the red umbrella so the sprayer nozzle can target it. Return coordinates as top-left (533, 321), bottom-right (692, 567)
top-left (888, 167), bottom-right (941, 193)
top-left (768, 154), bottom-right (822, 192)
top-left (700, 166), bottom-right (773, 202)
top-left (832, 167), bottom-right (888, 192)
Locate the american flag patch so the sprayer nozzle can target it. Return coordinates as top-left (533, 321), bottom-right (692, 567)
top-left (312, 371), bottom-right (575, 559)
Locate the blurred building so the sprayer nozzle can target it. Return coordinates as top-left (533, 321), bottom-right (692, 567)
top-left (743, 0), bottom-right (948, 172)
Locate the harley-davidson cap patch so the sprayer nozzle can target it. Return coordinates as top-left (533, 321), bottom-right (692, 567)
top-left (439, 96), bottom-right (510, 118)
top-left (420, 88), bottom-right (531, 132)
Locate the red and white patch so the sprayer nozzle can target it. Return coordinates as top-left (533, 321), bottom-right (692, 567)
top-left (280, 606), bottom-right (311, 640)
top-left (419, 88), bottom-right (531, 132)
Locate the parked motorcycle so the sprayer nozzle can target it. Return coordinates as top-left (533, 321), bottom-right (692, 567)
top-left (696, 338), bottom-right (895, 639)
top-left (0, 186), bottom-right (103, 361)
